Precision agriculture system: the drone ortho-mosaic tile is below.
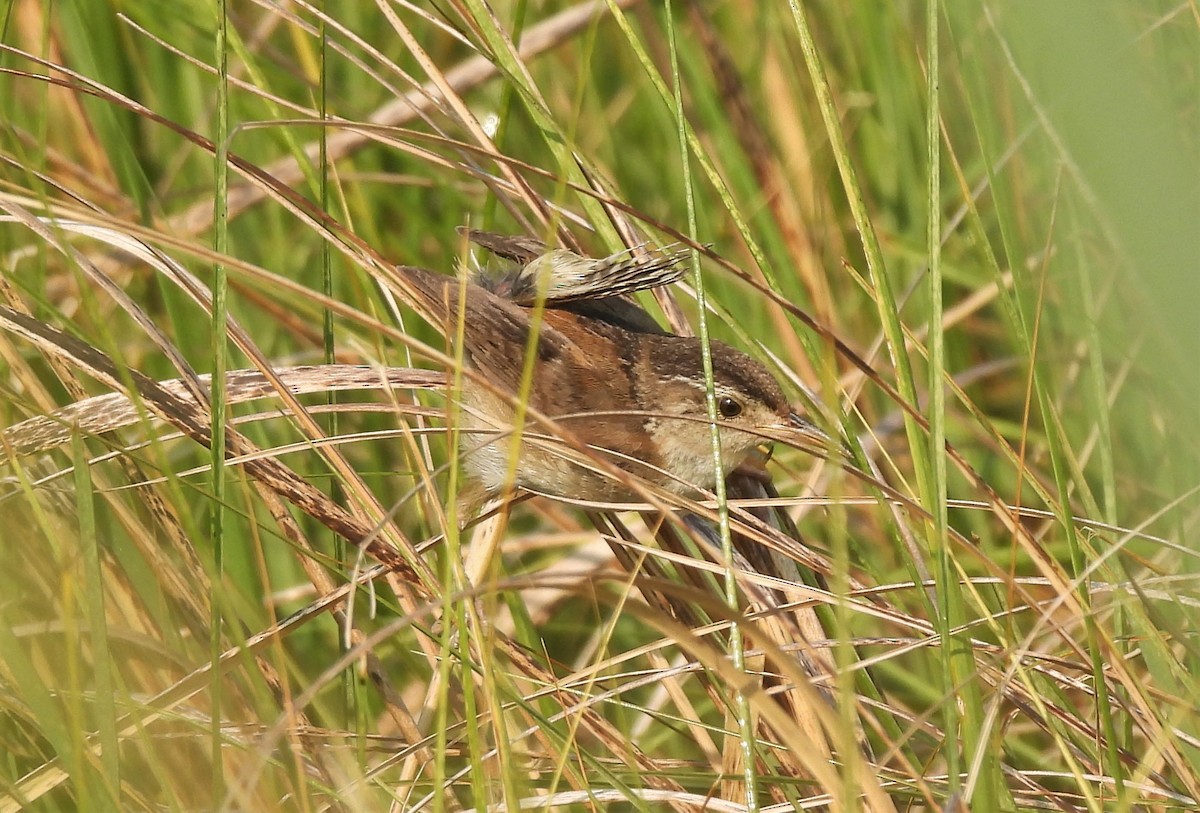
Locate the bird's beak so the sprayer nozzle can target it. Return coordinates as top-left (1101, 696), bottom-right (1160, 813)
top-left (787, 411), bottom-right (827, 438)
top-left (743, 412), bottom-right (840, 480)
top-left (777, 411), bottom-right (843, 457)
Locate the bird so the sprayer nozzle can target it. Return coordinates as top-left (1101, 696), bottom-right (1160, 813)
top-left (386, 228), bottom-right (826, 504)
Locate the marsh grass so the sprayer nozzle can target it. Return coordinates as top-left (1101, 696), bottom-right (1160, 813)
top-left (1, 1), bottom-right (1198, 811)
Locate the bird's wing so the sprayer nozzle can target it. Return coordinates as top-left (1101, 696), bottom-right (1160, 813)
top-left (462, 229), bottom-right (688, 305)
top-left (458, 228), bottom-right (548, 263)
top-left (504, 245), bottom-right (688, 305)
top-left (388, 263), bottom-right (576, 392)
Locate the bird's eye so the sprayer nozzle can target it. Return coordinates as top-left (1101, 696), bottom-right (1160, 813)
top-left (718, 396), bottom-right (743, 418)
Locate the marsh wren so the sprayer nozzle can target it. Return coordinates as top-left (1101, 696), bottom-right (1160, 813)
top-left (389, 229), bottom-right (825, 503)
